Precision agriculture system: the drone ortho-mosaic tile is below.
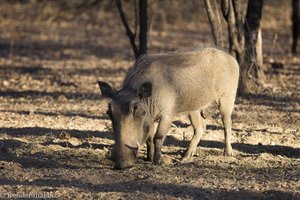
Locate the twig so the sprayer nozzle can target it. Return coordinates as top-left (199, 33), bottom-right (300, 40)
top-left (115, 0), bottom-right (138, 57)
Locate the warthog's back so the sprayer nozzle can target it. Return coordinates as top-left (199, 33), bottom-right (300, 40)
top-left (124, 48), bottom-right (239, 113)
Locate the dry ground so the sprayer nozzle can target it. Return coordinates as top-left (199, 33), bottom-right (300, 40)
top-left (0, 1), bottom-right (299, 199)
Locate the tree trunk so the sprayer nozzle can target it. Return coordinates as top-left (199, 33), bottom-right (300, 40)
top-left (240, 0), bottom-right (264, 94)
top-left (292, 0), bottom-right (300, 54)
top-left (232, 0), bottom-right (245, 52)
top-left (138, 0), bottom-right (148, 57)
top-left (115, 0), bottom-right (148, 59)
top-left (256, 28), bottom-right (265, 79)
top-left (204, 0), bottom-right (223, 47)
top-left (221, 0), bottom-right (243, 63)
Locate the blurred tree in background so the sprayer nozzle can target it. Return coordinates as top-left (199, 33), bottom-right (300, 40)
top-left (115, 0), bottom-right (148, 59)
top-left (115, 0), bottom-right (266, 95)
top-left (205, 0), bottom-right (264, 95)
top-left (0, 0), bottom-right (296, 96)
top-left (292, 0), bottom-right (300, 54)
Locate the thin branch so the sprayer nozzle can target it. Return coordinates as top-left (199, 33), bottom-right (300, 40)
top-left (134, 0), bottom-right (138, 36)
top-left (204, 0), bottom-right (223, 47)
top-left (214, 0), bottom-right (223, 46)
top-left (221, 0), bottom-right (229, 18)
top-left (221, 0), bottom-right (243, 60)
top-left (138, 0), bottom-right (148, 57)
top-left (115, 0), bottom-right (138, 57)
top-left (232, 0), bottom-right (245, 46)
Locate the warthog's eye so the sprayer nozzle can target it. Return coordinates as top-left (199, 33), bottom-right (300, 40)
top-left (130, 102), bottom-right (146, 118)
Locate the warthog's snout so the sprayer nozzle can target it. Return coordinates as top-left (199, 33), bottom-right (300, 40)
top-left (112, 144), bottom-right (139, 170)
top-left (114, 160), bottom-right (135, 170)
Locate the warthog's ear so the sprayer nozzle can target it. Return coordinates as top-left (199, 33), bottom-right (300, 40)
top-left (138, 82), bottom-right (152, 99)
top-left (130, 102), bottom-right (146, 117)
top-left (98, 81), bottom-right (116, 99)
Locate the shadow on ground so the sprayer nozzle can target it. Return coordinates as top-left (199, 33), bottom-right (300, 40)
top-left (1, 109), bottom-right (108, 120)
top-left (0, 90), bottom-right (100, 101)
top-left (0, 127), bottom-right (112, 139)
top-left (0, 39), bottom-right (125, 60)
top-left (0, 138), bottom-right (112, 170)
top-left (239, 94), bottom-right (300, 113)
top-left (0, 64), bottom-right (127, 78)
top-left (0, 178), bottom-right (298, 200)
top-left (1, 125), bottom-right (299, 159)
top-left (165, 136), bottom-right (300, 159)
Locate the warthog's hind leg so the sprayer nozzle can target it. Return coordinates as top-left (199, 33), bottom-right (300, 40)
top-left (219, 97), bottom-right (234, 156)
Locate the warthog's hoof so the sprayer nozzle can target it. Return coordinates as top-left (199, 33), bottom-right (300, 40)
top-left (145, 157), bottom-right (153, 162)
top-left (181, 149), bottom-right (195, 163)
top-left (154, 157), bottom-right (161, 165)
top-left (181, 157), bottom-right (193, 163)
top-left (106, 149), bottom-right (115, 161)
top-left (223, 149), bottom-right (233, 156)
top-left (153, 155), bottom-right (173, 166)
top-left (161, 155), bottom-right (173, 166)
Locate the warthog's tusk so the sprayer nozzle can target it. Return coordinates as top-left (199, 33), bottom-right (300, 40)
top-left (136, 142), bottom-right (140, 151)
top-left (136, 142), bottom-right (141, 157)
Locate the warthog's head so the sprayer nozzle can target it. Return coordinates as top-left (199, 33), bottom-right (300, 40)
top-left (98, 81), bottom-right (152, 169)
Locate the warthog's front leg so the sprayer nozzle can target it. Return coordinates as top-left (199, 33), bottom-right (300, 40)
top-left (146, 122), bottom-right (159, 162)
top-left (146, 137), bottom-right (154, 162)
top-left (153, 116), bottom-right (172, 165)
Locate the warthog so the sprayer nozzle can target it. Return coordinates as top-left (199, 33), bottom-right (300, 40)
top-left (98, 47), bottom-right (239, 169)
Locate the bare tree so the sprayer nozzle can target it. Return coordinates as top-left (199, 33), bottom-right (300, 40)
top-left (220, 0), bottom-right (244, 63)
top-left (241, 0), bottom-right (264, 94)
top-left (205, 0), bottom-right (264, 94)
top-left (292, 0), bottom-right (300, 54)
top-left (115, 0), bottom-right (148, 59)
top-left (204, 0), bottom-right (223, 47)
